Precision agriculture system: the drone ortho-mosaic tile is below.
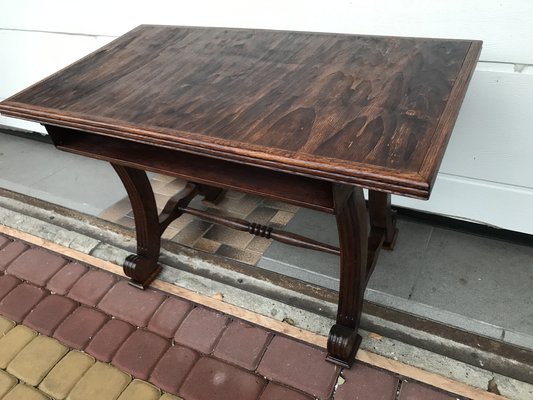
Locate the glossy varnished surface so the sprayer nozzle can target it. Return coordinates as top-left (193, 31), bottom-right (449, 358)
top-left (0, 25), bottom-right (481, 198)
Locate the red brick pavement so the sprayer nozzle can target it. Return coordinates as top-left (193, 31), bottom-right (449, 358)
top-left (0, 233), bottom-right (466, 400)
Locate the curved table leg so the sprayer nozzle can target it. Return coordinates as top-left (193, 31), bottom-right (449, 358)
top-left (327, 184), bottom-right (368, 368)
top-left (111, 164), bottom-right (162, 288)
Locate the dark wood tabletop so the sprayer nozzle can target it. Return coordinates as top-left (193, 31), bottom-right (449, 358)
top-left (0, 25), bottom-right (481, 198)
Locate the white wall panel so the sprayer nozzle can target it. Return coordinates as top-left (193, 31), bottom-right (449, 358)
top-left (393, 174), bottom-right (533, 235)
top-left (0, 30), bottom-right (113, 99)
top-left (440, 65), bottom-right (533, 189)
top-left (0, 30), bottom-right (113, 133)
top-left (0, 112), bottom-right (45, 133)
top-left (1, 0), bottom-right (532, 63)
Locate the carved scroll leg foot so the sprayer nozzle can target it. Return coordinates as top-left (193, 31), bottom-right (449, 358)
top-left (123, 255), bottom-right (162, 289)
top-left (326, 184), bottom-right (368, 368)
top-left (112, 164), bottom-right (162, 289)
top-left (326, 324), bottom-right (362, 368)
top-left (368, 190), bottom-right (398, 250)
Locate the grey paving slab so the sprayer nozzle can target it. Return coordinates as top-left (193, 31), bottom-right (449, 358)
top-left (0, 134), bottom-right (75, 185)
top-left (30, 156), bottom-right (125, 214)
top-left (503, 329), bottom-right (533, 351)
top-left (257, 208), bottom-right (340, 290)
top-left (258, 208), bottom-right (431, 299)
top-left (365, 289), bottom-right (505, 340)
top-left (367, 219), bottom-right (433, 298)
top-left (0, 134), bottom-right (126, 215)
top-left (410, 227), bottom-right (533, 337)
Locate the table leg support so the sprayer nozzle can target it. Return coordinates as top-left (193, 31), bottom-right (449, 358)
top-left (327, 184), bottom-right (368, 368)
top-left (197, 184), bottom-right (225, 205)
top-left (368, 190), bottom-right (398, 250)
top-left (111, 164), bottom-right (162, 288)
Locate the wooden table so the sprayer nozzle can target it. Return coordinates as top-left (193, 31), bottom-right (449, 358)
top-left (0, 25), bottom-right (481, 367)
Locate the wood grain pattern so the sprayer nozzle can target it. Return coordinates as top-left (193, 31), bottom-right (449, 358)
top-left (0, 25), bottom-right (481, 198)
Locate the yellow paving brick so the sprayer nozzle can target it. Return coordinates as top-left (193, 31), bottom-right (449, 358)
top-left (117, 379), bottom-right (160, 400)
top-left (40, 350), bottom-right (95, 399)
top-left (67, 362), bottom-right (131, 400)
top-left (159, 394), bottom-right (184, 400)
top-left (0, 316), bottom-right (15, 336)
top-left (3, 383), bottom-right (49, 400)
top-left (0, 370), bottom-right (18, 398)
top-left (7, 335), bottom-right (68, 386)
top-left (0, 325), bottom-right (37, 368)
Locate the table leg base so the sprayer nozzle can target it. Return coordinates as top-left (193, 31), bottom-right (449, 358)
top-left (383, 227), bottom-right (399, 250)
top-left (326, 323), bottom-right (362, 368)
top-left (198, 185), bottom-right (226, 206)
top-left (123, 254), bottom-right (162, 290)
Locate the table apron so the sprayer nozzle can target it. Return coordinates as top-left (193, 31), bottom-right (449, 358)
top-left (45, 125), bottom-right (335, 213)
